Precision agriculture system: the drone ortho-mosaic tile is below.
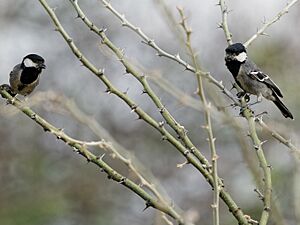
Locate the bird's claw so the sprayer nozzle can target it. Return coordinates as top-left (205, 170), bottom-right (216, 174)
top-left (0, 84), bottom-right (16, 97)
top-left (237, 91), bottom-right (250, 102)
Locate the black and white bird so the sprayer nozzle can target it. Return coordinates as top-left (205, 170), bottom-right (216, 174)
top-left (9, 54), bottom-right (46, 96)
top-left (225, 43), bottom-right (293, 119)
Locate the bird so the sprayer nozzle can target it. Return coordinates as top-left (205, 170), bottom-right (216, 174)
top-left (224, 43), bottom-right (293, 119)
top-left (9, 54), bottom-right (46, 96)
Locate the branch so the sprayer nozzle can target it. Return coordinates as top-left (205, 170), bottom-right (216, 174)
top-left (0, 87), bottom-right (181, 222)
top-left (241, 102), bottom-right (272, 225)
top-left (244, 0), bottom-right (299, 47)
top-left (177, 7), bottom-right (220, 225)
top-left (255, 117), bottom-right (300, 158)
top-left (38, 1), bottom-right (251, 224)
top-left (218, 0), bottom-right (233, 45)
top-left (31, 91), bottom-right (187, 224)
top-left (69, 0), bottom-right (215, 183)
top-left (99, 0), bottom-right (240, 107)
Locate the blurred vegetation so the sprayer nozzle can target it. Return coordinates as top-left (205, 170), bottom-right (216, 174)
top-left (0, 0), bottom-right (300, 225)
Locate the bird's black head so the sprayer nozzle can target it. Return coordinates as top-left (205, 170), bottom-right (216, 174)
top-left (22, 54), bottom-right (46, 69)
top-left (225, 43), bottom-right (247, 63)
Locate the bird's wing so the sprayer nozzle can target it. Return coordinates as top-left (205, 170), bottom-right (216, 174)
top-left (9, 64), bottom-right (22, 92)
top-left (249, 71), bottom-right (283, 98)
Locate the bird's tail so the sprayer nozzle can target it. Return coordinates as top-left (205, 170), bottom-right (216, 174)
top-left (273, 95), bottom-right (293, 119)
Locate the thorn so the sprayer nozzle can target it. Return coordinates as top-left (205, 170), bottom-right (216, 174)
top-left (254, 188), bottom-right (264, 201)
top-left (183, 149), bottom-right (190, 156)
top-left (177, 160), bottom-right (188, 168)
top-left (135, 115), bottom-right (142, 120)
top-left (217, 22), bottom-right (223, 29)
top-left (96, 153), bottom-right (106, 161)
top-left (43, 127), bottom-right (50, 132)
top-left (261, 32), bottom-right (269, 37)
top-left (159, 107), bottom-right (165, 114)
top-left (158, 121), bottom-right (165, 127)
top-left (131, 104), bottom-right (138, 113)
top-left (260, 140), bottom-right (268, 146)
top-left (30, 113), bottom-right (37, 119)
top-left (190, 147), bottom-right (196, 153)
top-left (147, 39), bottom-right (154, 45)
top-left (118, 177), bottom-right (127, 184)
top-left (72, 146), bottom-right (79, 153)
top-left (175, 53), bottom-right (181, 60)
top-left (123, 87), bottom-right (129, 95)
top-left (105, 88), bottom-right (112, 94)
top-left (161, 135), bottom-right (167, 141)
top-left (143, 201), bottom-right (152, 211)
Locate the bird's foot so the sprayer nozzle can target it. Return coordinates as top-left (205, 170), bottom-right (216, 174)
top-left (247, 94), bottom-right (262, 107)
top-left (0, 84), bottom-right (16, 97)
top-left (237, 91), bottom-right (250, 102)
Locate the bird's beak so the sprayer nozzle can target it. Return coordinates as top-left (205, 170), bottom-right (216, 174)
top-left (40, 63), bottom-right (46, 69)
top-left (225, 54), bottom-right (233, 61)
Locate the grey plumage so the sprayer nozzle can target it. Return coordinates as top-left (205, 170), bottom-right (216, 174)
top-left (237, 60), bottom-right (278, 101)
top-left (225, 43), bottom-right (293, 119)
top-left (9, 64), bottom-right (40, 96)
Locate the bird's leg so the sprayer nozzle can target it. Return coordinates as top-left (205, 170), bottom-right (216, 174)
top-left (236, 91), bottom-right (246, 98)
top-left (0, 84), bottom-right (18, 104)
top-left (248, 93), bottom-right (263, 106)
top-left (236, 91), bottom-right (250, 102)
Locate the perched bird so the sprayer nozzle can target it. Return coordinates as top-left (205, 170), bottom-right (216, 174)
top-left (225, 43), bottom-right (293, 119)
top-left (9, 54), bottom-right (46, 96)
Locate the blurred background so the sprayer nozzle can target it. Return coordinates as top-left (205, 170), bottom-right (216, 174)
top-left (0, 0), bottom-right (300, 225)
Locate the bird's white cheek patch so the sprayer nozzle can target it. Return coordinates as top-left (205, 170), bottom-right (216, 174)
top-left (24, 58), bottom-right (38, 68)
top-left (235, 52), bottom-right (247, 62)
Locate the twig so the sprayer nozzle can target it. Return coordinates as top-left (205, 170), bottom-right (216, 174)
top-left (255, 117), bottom-right (300, 157)
top-left (177, 7), bottom-right (219, 225)
top-left (0, 87), bottom-right (182, 222)
top-left (34, 91), bottom-right (187, 224)
top-left (38, 1), bottom-right (250, 224)
top-left (99, 0), bottom-right (240, 107)
top-left (244, 0), bottom-right (299, 47)
top-left (241, 100), bottom-right (272, 225)
top-left (69, 0), bottom-right (212, 168)
top-left (218, 0), bottom-right (233, 45)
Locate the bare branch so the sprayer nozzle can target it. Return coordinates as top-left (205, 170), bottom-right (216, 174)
top-left (244, 0), bottom-right (299, 47)
top-left (219, 0), bottom-right (233, 45)
top-left (177, 7), bottom-right (220, 225)
top-left (99, 0), bottom-right (240, 107)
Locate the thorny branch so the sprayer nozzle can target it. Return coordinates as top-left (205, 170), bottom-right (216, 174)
top-left (177, 7), bottom-right (220, 225)
top-left (0, 87), bottom-right (183, 224)
top-left (100, 0), bottom-right (240, 107)
top-left (244, 0), bottom-right (300, 47)
top-left (38, 0), bottom-right (251, 224)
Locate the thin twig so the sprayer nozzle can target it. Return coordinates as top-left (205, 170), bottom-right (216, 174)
top-left (100, 0), bottom-right (240, 107)
top-left (244, 0), bottom-right (299, 47)
top-left (177, 7), bottom-right (219, 225)
top-left (241, 100), bottom-right (272, 225)
top-left (32, 91), bottom-right (187, 224)
top-left (255, 117), bottom-right (300, 158)
top-left (218, 0), bottom-right (233, 45)
top-left (0, 87), bottom-right (181, 222)
top-left (69, 0), bottom-right (214, 170)
top-left (38, 1), bottom-right (250, 224)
